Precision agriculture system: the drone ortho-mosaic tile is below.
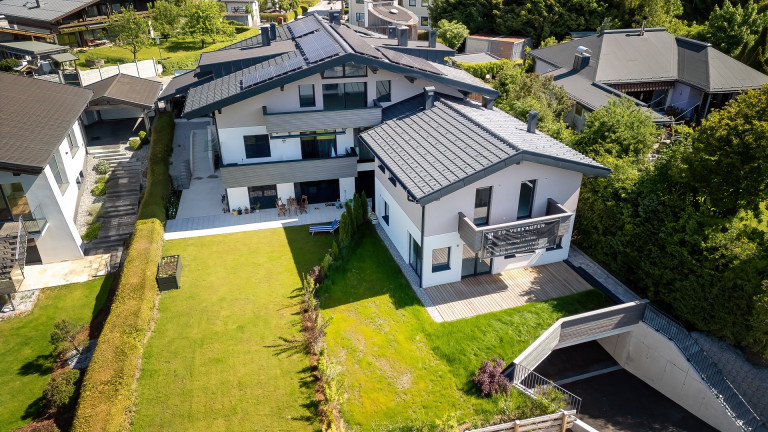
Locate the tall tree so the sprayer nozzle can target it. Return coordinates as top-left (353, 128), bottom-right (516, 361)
top-left (184, 0), bottom-right (235, 48)
top-left (106, 6), bottom-right (151, 61)
top-left (737, 24), bottom-right (768, 72)
top-left (428, 0), bottom-right (499, 34)
top-left (706, 0), bottom-right (765, 55)
top-left (434, 19), bottom-right (470, 50)
top-left (496, 0), bottom-right (605, 43)
top-left (150, 0), bottom-right (184, 39)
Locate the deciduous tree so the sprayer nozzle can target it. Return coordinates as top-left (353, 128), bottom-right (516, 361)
top-left (106, 6), bottom-right (151, 61)
top-left (434, 19), bottom-right (469, 50)
top-left (705, 0), bottom-right (765, 55)
top-left (184, 0), bottom-right (235, 48)
top-left (150, 0), bottom-right (184, 39)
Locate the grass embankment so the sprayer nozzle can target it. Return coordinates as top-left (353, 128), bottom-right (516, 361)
top-left (71, 112), bottom-right (174, 432)
top-left (321, 226), bottom-right (612, 429)
top-left (131, 227), bottom-right (333, 431)
top-left (0, 277), bottom-right (111, 431)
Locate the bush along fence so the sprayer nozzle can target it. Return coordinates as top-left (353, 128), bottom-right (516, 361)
top-left (288, 191), bottom-right (368, 432)
top-left (71, 112), bottom-right (174, 432)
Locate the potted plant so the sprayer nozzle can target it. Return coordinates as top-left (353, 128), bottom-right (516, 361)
top-left (237, 207), bottom-right (243, 215)
top-left (252, 202), bottom-right (261, 213)
top-left (157, 255), bottom-right (182, 290)
top-left (232, 208), bottom-right (237, 216)
top-left (244, 207), bottom-right (249, 214)
top-left (369, 212), bottom-right (378, 225)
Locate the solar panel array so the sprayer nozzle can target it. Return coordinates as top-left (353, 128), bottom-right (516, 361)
top-left (379, 48), bottom-right (443, 75)
top-left (297, 31), bottom-right (341, 63)
top-left (241, 55), bottom-right (305, 89)
top-left (287, 18), bottom-right (320, 38)
top-left (334, 25), bottom-right (384, 59)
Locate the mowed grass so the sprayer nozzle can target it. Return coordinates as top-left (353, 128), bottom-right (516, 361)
top-left (320, 226), bottom-right (612, 428)
top-left (0, 277), bottom-right (111, 432)
top-left (131, 226), bottom-right (333, 432)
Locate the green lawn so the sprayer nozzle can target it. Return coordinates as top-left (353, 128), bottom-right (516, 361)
top-left (131, 227), bottom-right (333, 432)
top-left (320, 226), bottom-right (612, 429)
top-left (0, 277), bottom-right (111, 432)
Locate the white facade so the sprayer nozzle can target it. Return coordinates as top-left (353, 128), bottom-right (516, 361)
top-left (349, 0), bottom-right (431, 29)
top-left (221, 0), bottom-right (260, 27)
top-left (375, 157), bottom-right (584, 288)
top-left (0, 118), bottom-right (87, 263)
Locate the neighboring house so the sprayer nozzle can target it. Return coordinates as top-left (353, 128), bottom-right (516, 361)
top-left (0, 0), bottom-right (154, 48)
top-left (529, 28), bottom-right (768, 130)
top-left (0, 73), bottom-right (92, 293)
top-left (220, 0), bottom-right (260, 27)
top-left (0, 40), bottom-right (77, 76)
top-left (465, 34), bottom-right (532, 61)
top-left (174, 12), bottom-right (495, 215)
top-left (359, 89), bottom-right (610, 288)
top-left (348, 0), bottom-right (421, 36)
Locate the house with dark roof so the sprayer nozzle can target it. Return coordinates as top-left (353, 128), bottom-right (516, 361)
top-left (359, 87), bottom-right (610, 287)
top-left (174, 12), bottom-right (498, 214)
top-left (529, 28), bottom-right (768, 130)
top-left (0, 73), bottom-right (93, 294)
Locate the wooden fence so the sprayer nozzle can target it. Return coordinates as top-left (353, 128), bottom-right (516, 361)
top-left (468, 410), bottom-right (576, 432)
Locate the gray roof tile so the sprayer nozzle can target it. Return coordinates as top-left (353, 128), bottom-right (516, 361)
top-left (0, 0), bottom-right (97, 22)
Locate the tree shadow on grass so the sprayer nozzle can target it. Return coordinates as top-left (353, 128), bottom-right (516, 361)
top-left (22, 395), bottom-right (44, 420)
top-left (18, 353), bottom-right (55, 376)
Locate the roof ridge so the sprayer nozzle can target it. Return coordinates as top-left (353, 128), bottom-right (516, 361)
top-left (436, 98), bottom-right (520, 152)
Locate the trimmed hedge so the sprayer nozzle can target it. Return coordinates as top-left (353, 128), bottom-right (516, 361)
top-left (300, 5), bottom-right (308, 14)
top-left (136, 112), bottom-right (174, 223)
top-left (260, 10), bottom-right (295, 23)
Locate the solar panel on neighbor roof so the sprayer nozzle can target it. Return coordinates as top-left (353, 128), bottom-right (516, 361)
top-left (379, 48), bottom-right (442, 75)
top-left (297, 31), bottom-right (340, 63)
top-left (241, 55), bottom-right (305, 89)
top-left (334, 25), bottom-right (383, 59)
top-left (288, 18), bottom-right (320, 38)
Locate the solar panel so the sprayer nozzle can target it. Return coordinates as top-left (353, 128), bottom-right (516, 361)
top-left (287, 18), bottom-right (320, 38)
top-left (334, 25), bottom-right (384, 59)
top-left (379, 48), bottom-right (443, 75)
top-left (241, 55), bottom-right (305, 89)
top-left (297, 31), bottom-right (340, 63)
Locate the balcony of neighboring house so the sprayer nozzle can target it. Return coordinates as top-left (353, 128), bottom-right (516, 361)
top-left (458, 198), bottom-right (573, 260)
top-left (262, 104), bottom-right (383, 134)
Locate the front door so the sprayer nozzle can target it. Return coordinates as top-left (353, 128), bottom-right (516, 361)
top-left (247, 185), bottom-right (277, 211)
top-left (461, 245), bottom-right (492, 278)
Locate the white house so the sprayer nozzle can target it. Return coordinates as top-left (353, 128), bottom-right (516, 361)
top-left (0, 72), bottom-right (92, 292)
top-left (220, 0), bottom-right (260, 27)
top-left (359, 88), bottom-right (611, 288)
top-left (178, 13), bottom-right (496, 213)
top-left (348, 0), bottom-right (424, 34)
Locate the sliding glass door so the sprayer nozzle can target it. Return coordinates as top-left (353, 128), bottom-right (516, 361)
top-left (409, 233), bottom-right (422, 276)
top-left (461, 245), bottom-right (492, 278)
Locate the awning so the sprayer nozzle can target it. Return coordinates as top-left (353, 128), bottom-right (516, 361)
top-left (49, 53), bottom-right (78, 62)
top-left (609, 81), bottom-right (675, 92)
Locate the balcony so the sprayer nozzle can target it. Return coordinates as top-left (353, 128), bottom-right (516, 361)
top-left (21, 206), bottom-right (48, 236)
top-left (458, 199), bottom-right (573, 259)
top-left (263, 105), bottom-right (382, 134)
top-left (221, 151), bottom-right (358, 189)
top-left (0, 218), bottom-right (28, 295)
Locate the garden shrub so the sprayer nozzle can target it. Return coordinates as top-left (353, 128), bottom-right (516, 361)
top-left (137, 112), bottom-right (174, 222)
top-left (260, 10), bottom-right (295, 23)
top-left (417, 30), bottom-right (429, 41)
top-left (128, 137), bottom-right (142, 151)
top-left (91, 183), bottom-right (106, 196)
top-left (0, 57), bottom-right (19, 72)
top-left (300, 5), bottom-right (308, 14)
top-left (472, 357), bottom-right (510, 397)
top-left (82, 222), bottom-right (101, 242)
top-left (138, 130), bottom-right (148, 145)
top-left (43, 369), bottom-right (80, 411)
top-left (88, 204), bottom-right (103, 224)
top-left (94, 160), bottom-right (110, 175)
top-left (294, 8), bottom-right (302, 18)
top-left (95, 176), bottom-right (108, 184)
top-left (159, 54), bottom-right (199, 73)
top-left (234, 26), bottom-right (250, 34)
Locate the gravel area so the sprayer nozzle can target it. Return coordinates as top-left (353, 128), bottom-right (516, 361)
top-left (0, 290), bottom-right (39, 321)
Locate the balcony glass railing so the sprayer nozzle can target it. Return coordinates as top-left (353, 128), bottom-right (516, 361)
top-left (21, 206), bottom-right (47, 235)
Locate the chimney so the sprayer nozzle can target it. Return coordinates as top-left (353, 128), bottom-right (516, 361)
top-left (329, 10), bottom-right (340, 25)
top-left (397, 26), bottom-right (408, 47)
top-left (428, 29), bottom-right (436, 48)
top-left (482, 96), bottom-right (494, 109)
top-left (260, 25), bottom-right (271, 46)
top-left (387, 26), bottom-right (397, 39)
top-left (424, 86), bottom-right (435, 109)
top-left (527, 111), bottom-right (538, 133)
top-left (640, 19), bottom-right (646, 36)
top-left (269, 22), bottom-right (276, 40)
top-left (572, 46), bottom-right (590, 71)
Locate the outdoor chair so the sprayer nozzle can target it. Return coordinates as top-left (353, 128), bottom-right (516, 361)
top-left (309, 219), bottom-right (339, 235)
top-left (276, 198), bottom-right (286, 217)
top-left (299, 195), bottom-right (308, 214)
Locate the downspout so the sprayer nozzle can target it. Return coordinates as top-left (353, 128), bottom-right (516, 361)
top-left (420, 202), bottom-right (425, 289)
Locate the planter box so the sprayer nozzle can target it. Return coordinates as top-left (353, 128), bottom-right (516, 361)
top-left (157, 255), bottom-right (182, 291)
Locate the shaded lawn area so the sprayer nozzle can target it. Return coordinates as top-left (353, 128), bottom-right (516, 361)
top-left (132, 226), bottom-right (333, 432)
top-left (320, 226), bottom-right (612, 429)
top-left (0, 277), bottom-right (111, 432)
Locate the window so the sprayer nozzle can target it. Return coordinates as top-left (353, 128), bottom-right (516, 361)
top-left (322, 82), bottom-right (367, 109)
top-left (574, 105), bottom-right (583, 117)
top-left (355, 12), bottom-right (365, 23)
top-left (421, 0), bottom-right (429, 5)
top-left (409, 0), bottom-right (416, 6)
top-left (420, 16), bottom-right (429, 26)
top-left (376, 80), bottom-right (391, 102)
top-left (298, 84), bottom-right (315, 107)
top-left (517, 180), bottom-right (536, 220)
top-left (432, 247), bottom-right (450, 272)
top-left (300, 132), bottom-right (336, 159)
top-left (243, 134), bottom-right (271, 158)
top-left (473, 186), bottom-right (491, 226)
top-left (48, 152), bottom-right (68, 193)
top-left (382, 201), bottom-right (389, 225)
top-left (409, 233), bottom-right (422, 276)
top-left (66, 127), bottom-right (79, 156)
top-left (356, 0), bottom-right (363, 3)
top-left (321, 63), bottom-right (367, 78)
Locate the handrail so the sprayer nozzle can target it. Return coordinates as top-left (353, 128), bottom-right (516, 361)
top-left (507, 363), bottom-right (582, 413)
top-left (642, 305), bottom-right (764, 431)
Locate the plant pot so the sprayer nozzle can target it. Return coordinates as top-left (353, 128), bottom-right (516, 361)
top-left (232, 210), bottom-right (237, 216)
top-left (157, 255), bottom-right (182, 291)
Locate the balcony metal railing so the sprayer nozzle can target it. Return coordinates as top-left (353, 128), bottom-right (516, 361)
top-left (21, 205), bottom-right (47, 235)
top-left (506, 363), bottom-right (582, 413)
top-left (263, 105), bottom-right (383, 133)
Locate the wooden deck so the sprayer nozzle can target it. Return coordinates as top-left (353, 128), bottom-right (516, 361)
top-left (423, 261), bottom-right (593, 321)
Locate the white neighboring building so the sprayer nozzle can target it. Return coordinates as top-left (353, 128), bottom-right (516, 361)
top-left (221, 0), bottom-right (260, 27)
top-left (360, 89), bottom-right (611, 288)
top-left (0, 72), bottom-right (92, 292)
top-left (349, 0), bottom-right (429, 32)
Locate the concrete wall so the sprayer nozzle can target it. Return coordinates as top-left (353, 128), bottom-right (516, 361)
top-left (599, 324), bottom-right (742, 432)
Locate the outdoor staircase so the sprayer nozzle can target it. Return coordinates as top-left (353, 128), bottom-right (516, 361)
top-left (88, 147), bottom-right (133, 168)
top-left (0, 220), bottom-right (27, 295)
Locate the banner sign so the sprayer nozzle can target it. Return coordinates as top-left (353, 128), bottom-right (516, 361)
top-left (481, 219), bottom-right (560, 258)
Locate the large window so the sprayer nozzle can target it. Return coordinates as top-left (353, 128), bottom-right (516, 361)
top-left (409, 233), bottom-right (422, 276)
top-left (244, 134), bottom-right (271, 158)
top-left (409, 0), bottom-right (416, 6)
top-left (48, 153), bottom-right (68, 193)
top-left (420, 16), bottom-right (429, 26)
top-left (298, 84), bottom-right (315, 107)
top-left (376, 80), bottom-right (391, 102)
top-left (517, 180), bottom-right (536, 220)
top-left (300, 132), bottom-right (336, 159)
top-left (432, 247), bottom-right (450, 272)
top-left (421, 0), bottom-right (429, 6)
top-left (66, 127), bottom-right (79, 156)
top-left (322, 82), bottom-right (367, 110)
top-left (382, 201), bottom-right (389, 225)
top-left (355, 12), bottom-right (365, 23)
top-left (473, 186), bottom-right (491, 226)
top-left (321, 63), bottom-right (367, 78)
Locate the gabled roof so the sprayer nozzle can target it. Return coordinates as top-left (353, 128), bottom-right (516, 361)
top-left (0, 72), bottom-right (92, 174)
top-left (85, 74), bottom-right (162, 110)
top-left (182, 14), bottom-right (497, 118)
top-left (360, 93), bottom-right (610, 204)
top-left (529, 28), bottom-right (768, 108)
top-left (0, 0), bottom-right (99, 22)
top-left (158, 70), bottom-right (211, 101)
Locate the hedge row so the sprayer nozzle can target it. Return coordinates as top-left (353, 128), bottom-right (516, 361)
top-left (260, 10), bottom-right (296, 23)
top-left (72, 111), bottom-right (174, 432)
